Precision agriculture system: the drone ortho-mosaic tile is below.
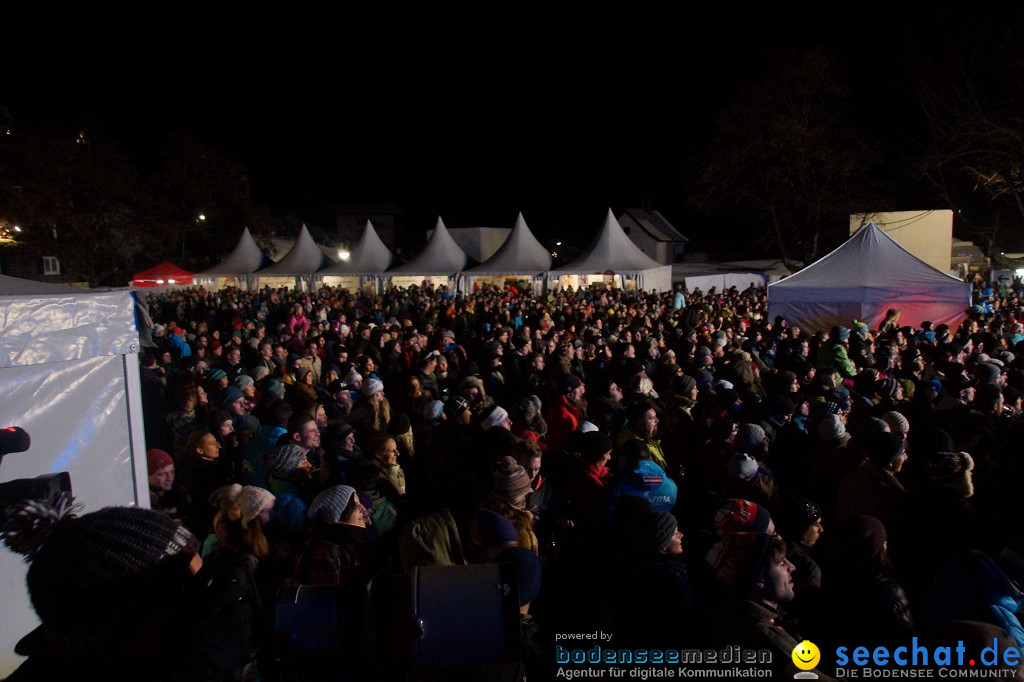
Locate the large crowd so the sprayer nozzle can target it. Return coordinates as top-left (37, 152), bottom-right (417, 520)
top-left (6, 277), bottom-right (1024, 681)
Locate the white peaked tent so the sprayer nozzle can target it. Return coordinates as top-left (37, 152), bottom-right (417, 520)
top-left (388, 217), bottom-right (468, 287)
top-left (0, 276), bottom-right (146, 675)
top-left (466, 212), bottom-right (552, 293)
top-left (195, 227), bottom-right (273, 290)
top-left (255, 224), bottom-right (332, 290)
top-left (767, 222), bottom-right (971, 332)
top-left (321, 220), bottom-right (393, 275)
top-left (468, 212), bottom-right (552, 275)
top-left (319, 220), bottom-right (394, 292)
top-left (548, 209), bottom-right (673, 293)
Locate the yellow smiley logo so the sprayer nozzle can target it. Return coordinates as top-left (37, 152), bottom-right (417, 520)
top-left (792, 640), bottom-right (821, 670)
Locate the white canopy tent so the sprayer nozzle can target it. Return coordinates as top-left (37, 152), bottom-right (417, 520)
top-left (255, 224), bottom-right (333, 291)
top-left (548, 209), bottom-right (673, 293)
top-left (767, 222), bottom-right (972, 332)
top-left (465, 212), bottom-right (552, 293)
top-left (195, 227), bottom-right (273, 290)
top-left (387, 217), bottom-right (468, 290)
top-left (319, 220), bottom-right (394, 293)
top-left (0, 276), bottom-right (146, 675)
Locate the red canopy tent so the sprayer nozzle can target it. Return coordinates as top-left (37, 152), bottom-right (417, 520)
top-left (131, 261), bottom-right (194, 286)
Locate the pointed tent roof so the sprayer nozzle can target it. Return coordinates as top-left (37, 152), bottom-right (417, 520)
top-left (550, 209), bottom-right (667, 274)
top-left (468, 212), bottom-right (552, 274)
top-left (198, 227), bottom-right (273, 276)
top-left (320, 220), bottom-right (393, 275)
top-left (256, 224), bottom-right (331, 275)
top-left (768, 222), bottom-right (971, 331)
top-left (131, 261), bottom-right (194, 286)
top-left (388, 217), bottom-right (468, 275)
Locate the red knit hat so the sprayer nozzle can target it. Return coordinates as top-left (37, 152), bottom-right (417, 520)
top-left (146, 448), bottom-right (174, 475)
top-left (714, 498), bottom-right (772, 536)
top-left (706, 530), bottom-right (776, 594)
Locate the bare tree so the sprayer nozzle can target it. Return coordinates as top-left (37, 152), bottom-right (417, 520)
top-left (688, 48), bottom-right (881, 269)
top-left (913, 8), bottom-right (1024, 260)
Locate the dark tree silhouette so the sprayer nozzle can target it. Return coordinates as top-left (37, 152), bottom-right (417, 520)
top-left (688, 48), bottom-right (882, 268)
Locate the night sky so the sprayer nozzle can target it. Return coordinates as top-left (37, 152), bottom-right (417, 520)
top-left (5, 6), bottom-right (1012, 253)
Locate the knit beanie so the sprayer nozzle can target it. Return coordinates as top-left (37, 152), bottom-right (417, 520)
top-left (777, 489), bottom-right (822, 540)
top-left (727, 452), bottom-right (760, 480)
top-left (706, 530), bottom-right (776, 594)
top-left (975, 363), bottom-right (1002, 386)
top-left (562, 374), bottom-right (583, 395)
top-left (875, 377), bottom-right (900, 400)
top-left (576, 431), bottom-right (613, 463)
top-left (817, 414), bottom-right (851, 444)
top-left (206, 367), bottom-right (227, 382)
top-left (250, 365), bottom-right (271, 382)
top-left (425, 399), bottom-right (445, 422)
top-left (307, 485), bottom-right (357, 524)
top-left (676, 374), bottom-right (697, 395)
top-left (577, 420), bottom-right (600, 434)
top-left (735, 423), bottom-right (768, 453)
top-left (444, 395), bottom-right (470, 420)
top-left (496, 546), bottom-right (543, 607)
top-left (266, 443), bottom-right (310, 480)
top-left (265, 377), bottom-right (285, 399)
top-left (640, 511), bottom-right (679, 555)
top-left (1, 499), bottom-right (199, 633)
top-left (881, 410), bottom-right (910, 437)
top-left (232, 374), bottom-right (254, 391)
top-left (481, 405), bottom-right (510, 430)
top-left (832, 325), bottom-right (851, 342)
top-left (220, 386), bottom-right (245, 410)
top-left (492, 456), bottom-right (533, 505)
top-left (209, 484), bottom-right (275, 528)
top-left (363, 378), bottom-right (384, 397)
top-left (714, 498), bottom-right (772, 536)
top-left (146, 448), bottom-right (174, 475)
top-left (866, 431), bottom-right (906, 467)
top-left (927, 451), bottom-right (975, 497)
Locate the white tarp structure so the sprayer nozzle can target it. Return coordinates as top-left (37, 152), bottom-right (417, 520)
top-left (767, 222), bottom-right (972, 332)
top-left (388, 217), bottom-right (468, 289)
top-left (195, 227), bottom-right (273, 290)
top-left (548, 209), bottom-right (673, 293)
top-left (445, 227), bottom-right (511, 263)
top-left (255, 224), bottom-right (332, 291)
top-left (319, 220), bottom-right (394, 292)
top-left (673, 259), bottom-right (796, 292)
top-left (675, 265), bottom-right (770, 293)
top-left (0, 276), bottom-right (146, 675)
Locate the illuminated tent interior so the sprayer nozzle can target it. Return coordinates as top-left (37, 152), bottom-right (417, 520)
top-left (548, 209), bottom-right (672, 293)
